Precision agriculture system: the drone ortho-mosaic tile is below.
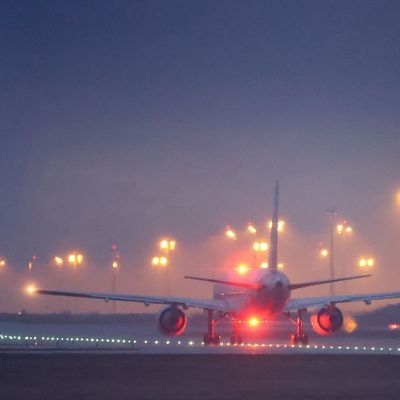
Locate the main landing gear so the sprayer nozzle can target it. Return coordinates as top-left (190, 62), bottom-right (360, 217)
top-left (203, 309), bottom-right (221, 345)
top-left (203, 311), bottom-right (244, 346)
top-left (289, 309), bottom-right (309, 345)
top-left (230, 319), bottom-right (243, 345)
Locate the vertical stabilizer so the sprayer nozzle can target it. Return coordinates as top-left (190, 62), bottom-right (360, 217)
top-left (268, 180), bottom-right (280, 273)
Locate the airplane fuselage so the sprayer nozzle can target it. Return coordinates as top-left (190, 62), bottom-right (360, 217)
top-left (213, 270), bottom-right (291, 319)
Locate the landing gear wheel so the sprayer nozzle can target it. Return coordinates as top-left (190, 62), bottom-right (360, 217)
top-left (289, 309), bottom-right (309, 345)
top-left (290, 333), bottom-right (309, 345)
top-left (203, 334), bottom-right (211, 345)
top-left (230, 336), bottom-right (243, 345)
top-left (204, 309), bottom-right (221, 346)
top-left (203, 334), bottom-right (221, 346)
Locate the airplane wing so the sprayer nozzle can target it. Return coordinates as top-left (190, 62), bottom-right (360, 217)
top-left (285, 291), bottom-right (400, 312)
top-left (30, 288), bottom-right (236, 313)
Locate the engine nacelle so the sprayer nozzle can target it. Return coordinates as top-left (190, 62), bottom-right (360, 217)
top-left (311, 305), bottom-right (343, 336)
top-left (157, 306), bottom-right (187, 336)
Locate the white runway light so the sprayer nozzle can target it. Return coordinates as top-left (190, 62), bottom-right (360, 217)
top-left (0, 332), bottom-right (399, 355)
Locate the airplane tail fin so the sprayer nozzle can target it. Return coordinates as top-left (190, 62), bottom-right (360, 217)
top-left (288, 274), bottom-right (371, 290)
top-left (268, 180), bottom-right (280, 273)
top-left (184, 276), bottom-right (262, 290)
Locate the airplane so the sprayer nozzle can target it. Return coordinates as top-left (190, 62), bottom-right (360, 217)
top-left (27, 181), bottom-right (400, 345)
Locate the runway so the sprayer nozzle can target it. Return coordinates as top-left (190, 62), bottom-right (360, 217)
top-left (1, 330), bottom-right (400, 355)
top-left (1, 352), bottom-right (400, 400)
top-left (2, 318), bottom-right (400, 399)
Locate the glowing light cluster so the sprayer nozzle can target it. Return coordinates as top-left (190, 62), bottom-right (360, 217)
top-left (152, 237), bottom-right (176, 267)
top-left (336, 221), bottom-right (353, 235)
top-left (68, 253), bottom-right (83, 264)
top-left (160, 239), bottom-right (176, 251)
top-left (253, 241), bottom-right (268, 252)
top-left (358, 257), bottom-right (375, 268)
top-left (152, 256), bottom-right (168, 266)
top-left (0, 258), bottom-right (5, 267)
top-left (268, 220), bottom-right (285, 232)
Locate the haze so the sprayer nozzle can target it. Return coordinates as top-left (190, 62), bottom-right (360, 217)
top-left (1, 0), bottom-right (400, 312)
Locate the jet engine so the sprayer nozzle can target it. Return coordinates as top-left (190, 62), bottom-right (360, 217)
top-left (310, 305), bottom-right (343, 336)
top-left (157, 306), bottom-right (187, 336)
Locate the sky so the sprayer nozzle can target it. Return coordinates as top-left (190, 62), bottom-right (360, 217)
top-left (1, 1), bottom-right (400, 312)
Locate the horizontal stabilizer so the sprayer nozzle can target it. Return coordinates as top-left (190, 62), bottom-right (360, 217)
top-left (288, 274), bottom-right (371, 290)
top-left (184, 276), bottom-right (262, 290)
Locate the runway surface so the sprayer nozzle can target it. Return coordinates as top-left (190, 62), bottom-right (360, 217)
top-left (1, 315), bottom-right (400, 355)
top-left (2, 316), bottom-right (400, 399)
top-left (1, 353), bottom-right (400, 400)
top-left (1, 331), bottom-right (400, 355)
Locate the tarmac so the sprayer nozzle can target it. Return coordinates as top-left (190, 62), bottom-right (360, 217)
top-left (1, 353), bottom-right (400, 400)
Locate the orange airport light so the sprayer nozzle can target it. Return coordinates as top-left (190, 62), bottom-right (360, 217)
top-left (343, 315), bottom-right (358, 333)
top-left (225, 227), bottom-right (237, 240)
top-left (160, 239), bottom-right (176, 251)
top-left (247, 223), bottom-right (257, 234)
top-left (152, 256), bottom-right (160, 266)
top-left (54, 256), bottom-right (63, 266)
top-left (159, 256), bottom-right (168, 266)
top-left (269, 220), bottom-right (285, 232)
top-left (337, 221), bottom-right (353, 235)
top-left (68, 253), bottom-right (83, 265)
top-left (248, 317), bottom-right (260, 327)
top-left (26, 285), bottom-right (36, 295)
top-left (253, 241), bottom-right (268, 252)
top-left (320, 248), bottom-right (329, 258)
top-left (236, 264), bottom-right (249, 275)
top-left (359, 257), bottom-right (375, 268)
top-left (152, 256), bottom-right (168, 266)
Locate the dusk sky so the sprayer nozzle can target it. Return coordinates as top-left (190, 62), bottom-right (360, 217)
top-left (1, 1), bottom-right (400, 311)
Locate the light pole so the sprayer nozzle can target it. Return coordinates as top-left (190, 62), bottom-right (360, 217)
top-left (336, 220), bottom-right (353, 294)
top-left (67, 253), bottom-right (83, 313)
top-left (325, 209), bottom-right (338, 296)
top-left (252, 240), bottom-right (268, 268)
top-left (160, 238), bottom-right (176, 295)
top-left (27, 255), bottom-right (37, 274)
top-left (152, 238), bottom-right (176, 295)
top-left (325, 210), bottom-right (353, 295)
top-left (53, 256), bottom-right (64, 312)
top-left (111, 244), bottom-right (120, 314)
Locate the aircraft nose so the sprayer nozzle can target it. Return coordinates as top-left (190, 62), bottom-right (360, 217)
top-left (275, 280), bottom-right (283, 288)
